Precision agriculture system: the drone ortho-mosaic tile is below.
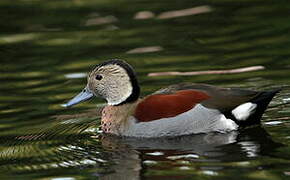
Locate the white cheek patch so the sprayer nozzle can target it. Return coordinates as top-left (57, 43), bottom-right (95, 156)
top-left (231, 102), bottom-right (257, 121)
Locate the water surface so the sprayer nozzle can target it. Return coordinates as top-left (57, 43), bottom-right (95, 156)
top-left (1, 0), bottom-right (290, 179)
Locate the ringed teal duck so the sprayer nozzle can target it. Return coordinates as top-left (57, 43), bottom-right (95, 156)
top-left (64, 59), bottom-right (279, 137)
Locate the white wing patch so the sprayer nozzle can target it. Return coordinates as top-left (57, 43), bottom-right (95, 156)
top-left (231, 102), bottom-right (257, 121)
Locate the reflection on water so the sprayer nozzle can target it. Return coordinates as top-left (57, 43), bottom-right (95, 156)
top-left (1, 0), bottom-right (290, 179)
top-left (156, 5), bottom-right (212, 19)
top-left (0, 126), bottom-right (284, 179)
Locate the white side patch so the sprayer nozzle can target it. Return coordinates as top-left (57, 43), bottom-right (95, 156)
top-left (231, 102), bottom-right (257, 121)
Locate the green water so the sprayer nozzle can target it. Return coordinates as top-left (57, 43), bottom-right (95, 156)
top-left (1, 0), bottom-right (290, 179)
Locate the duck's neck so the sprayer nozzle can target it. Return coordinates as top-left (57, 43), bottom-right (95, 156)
top-left (101, 100), bottom-right (139, 135)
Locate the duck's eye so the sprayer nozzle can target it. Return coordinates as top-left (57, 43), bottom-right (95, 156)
top-left (95, 74), bottom-right (103, 80)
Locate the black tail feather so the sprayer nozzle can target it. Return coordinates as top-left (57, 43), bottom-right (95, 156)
top-left (227, 89), bottom-right (281, 127)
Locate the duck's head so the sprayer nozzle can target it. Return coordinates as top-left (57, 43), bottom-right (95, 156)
top-left (64, 59), bottom-right (140, 107)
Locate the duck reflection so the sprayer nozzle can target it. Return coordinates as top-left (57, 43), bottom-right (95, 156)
top-left (98, 126), bottom-right (283, 180)
top-left (0, 126), bottom-right (283, 179)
